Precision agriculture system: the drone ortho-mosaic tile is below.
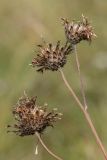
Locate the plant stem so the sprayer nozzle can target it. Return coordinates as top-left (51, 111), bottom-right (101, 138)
top-left (74, 45), bottom-right (87, 110)
top-left (59, 68), bottom-right (107, 160)
top-left (36, 132), bottom-right (63, 160)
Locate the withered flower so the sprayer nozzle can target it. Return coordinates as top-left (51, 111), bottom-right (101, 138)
top-left (61, 15), bottom-right (96, 45)
top-left (31, 41), bottom-right (73, 72)
top-left (7, 93), bottom-right (62, 136)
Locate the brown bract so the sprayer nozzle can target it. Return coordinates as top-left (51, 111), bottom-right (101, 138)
top-left (32, 41), bottom-right (73, 72)
top-left (61, 15), bottom-right (96, 45)
top-left (7, 93), bottom-right (62, 136)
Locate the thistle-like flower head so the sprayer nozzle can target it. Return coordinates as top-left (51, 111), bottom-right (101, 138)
top-left (7, 93), bottom-right (62, 136)
top-left (32, 41), bottom-right (73, 72)
top-left (61, 15), bottom-right (96, 45)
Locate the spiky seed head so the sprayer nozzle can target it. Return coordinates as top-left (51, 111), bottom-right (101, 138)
top-left (7, 93), bottom-right (62, 136)
top-left (31, 41), bottom-right (73, 72)
top-left (61, 15), bottom-right (96, 45)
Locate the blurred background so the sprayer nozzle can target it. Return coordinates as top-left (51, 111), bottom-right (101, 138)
top-left (1, 0), bottom-right (107, 159)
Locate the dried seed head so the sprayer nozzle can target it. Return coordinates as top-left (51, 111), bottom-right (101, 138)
top-left (61, 15), bottom-right (96, 45)
top-left (7, 93), bottom-right (62, 136)
top-left (31, 41), bottom-right (73, 72)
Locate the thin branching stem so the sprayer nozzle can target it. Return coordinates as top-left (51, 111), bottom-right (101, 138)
top-left (74, 45), bottom-right (87, 110)
top-left (36, 132), bottom-right (63, 160)
top-left (59, 68), bottom-right (107, 160)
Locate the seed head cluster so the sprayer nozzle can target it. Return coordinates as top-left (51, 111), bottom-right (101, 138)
top-left (31, 15), bottom-right (96, 72)
top-left (32, 41), bottom-right (73, 72)
top-left (61, 15), bottom-right (96, 45)
top-left (7, 93), bottom-right (62, 136)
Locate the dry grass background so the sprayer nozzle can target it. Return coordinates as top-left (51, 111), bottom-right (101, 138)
top-left (1, 0), bottom-right (107, 159)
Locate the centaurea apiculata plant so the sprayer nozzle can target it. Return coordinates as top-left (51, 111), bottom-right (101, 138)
top-left (8, 15), bottom-right (107, 160)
